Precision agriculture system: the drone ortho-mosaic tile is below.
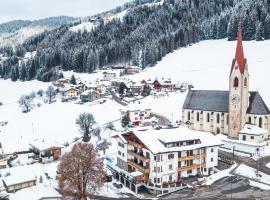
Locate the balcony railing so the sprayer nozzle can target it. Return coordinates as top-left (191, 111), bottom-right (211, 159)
top-left (178, 153), bottom-right (206, 161)
top-left (178, 163), bottom-right (206, 172)
top-left (128, 159), bottom-right (150, 173)
top-left (128, 141), bottom-right (144, 149)
top-left (128, 150), bottom-right (150, 162)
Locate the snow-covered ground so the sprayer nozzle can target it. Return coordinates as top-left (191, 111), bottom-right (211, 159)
top-left (235, 164), bottom-right (270, 185)
top-left (70, 21), bottom-right (95, 32)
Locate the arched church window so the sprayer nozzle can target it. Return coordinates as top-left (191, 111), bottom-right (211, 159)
top-left (259, 117), bottom-right (263, 128)
top-left (207, 113), bottom-right (210, 123)
top-left (233, 77), bottom-right (239, 87)
top-left (244, 77), bottom-right (247, 87)
top-left (188, 112), bottom-right (191, 121)
top-left (196, 112), bottom-right (200, 122)
top-left (216, 114), bottom-right (220, 123)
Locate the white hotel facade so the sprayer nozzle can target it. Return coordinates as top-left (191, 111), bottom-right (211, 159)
top-left (112, 127), bottom-right (222, 194)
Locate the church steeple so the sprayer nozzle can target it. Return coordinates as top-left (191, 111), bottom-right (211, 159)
top-left (230, 24), bottom-right (247, 75)
top-left (228, 23), bottom-right (249, 139)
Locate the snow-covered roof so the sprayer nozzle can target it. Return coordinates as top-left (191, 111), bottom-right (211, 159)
top-left (9, 185), bottom-right (62, 200)
top-left (130, 171), bottom-right (143, 177)
top-left (29, 139), bottom-right (64, 151)
top-left (240, 124), bottom-right (269, 135)
top-left (119, 127), bottom-right (223, 154)
top-left (120, 103), bottom-right (151, 112)
top-left (1, 165), bottom-right (36, 187)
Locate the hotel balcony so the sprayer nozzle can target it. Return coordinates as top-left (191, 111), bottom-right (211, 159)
top-left (128, 159), bottom-right (150, 174)
top-left (128, 150), bottom-right (150, 162)
top-left (128, 141), bottom-right (144, 149)
top-left (178, 163), bottom-right (206, 172)
top-left (178, 153), bottom-right (206, 161)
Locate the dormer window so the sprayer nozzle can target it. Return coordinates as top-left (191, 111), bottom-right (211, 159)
top-left (233, 77), bottom-right (239, 87)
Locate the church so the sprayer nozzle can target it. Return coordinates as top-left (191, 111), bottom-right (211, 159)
top-left (182, 28), bottom-right (270, 139)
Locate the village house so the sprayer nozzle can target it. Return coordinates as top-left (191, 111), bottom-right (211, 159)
top-left (125, 81), bottom-right (143, 97)
top-left (125, 66), bottom-right (141, 74)
top-left (62, 87), bottom-right (78, 100)
top-left (153, 78), bottom-right (176, 92)
top-left (102, 70), bottom-right (117, 81)
top-left (141, 79), bottom-right (153, 89)
top-left (80, 90), bottom-right (102, 102)
top-left (0, 156), bottom-right (8, 169)
top-left (29, 139), bottom-right (63, 163)
top-left (111, 127), bottom-right (222, 195)
top-left (120, 104), bottom-right (152, 126)
top-left (239, 124), bottom-right (269, 144)
top-left (9, 185), bottom-right (63, 200)
top-left (182, 28), bottom-right (270, 138)
top-left (1, 166), bottom-right (37, 193)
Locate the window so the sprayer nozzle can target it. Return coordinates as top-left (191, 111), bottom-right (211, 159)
top-left (211, 158), bottom-right (214, 162)
top-left (248, 116), bottom-right (252, 124)
top-left (207, 113), bottom-right (210, 123)
top-left (168, 154), bottom-right (174, 160)
top-left (211, 148), bottom-right (214, 153)
top-left (169, 175), bottom-right (172, 181)
top-left (122, 153), bottom-right (125, 157)
top-left (187, 170), bottom-right (192, 174)
top-left (196, 112), bottom-right (200, 122)
top-left (204, 168), bottom-right (207, 172)
top-left (227, 115), bottom-right (229, 125)
top-left (188, 111), bottom-right (191, 121)
top-left (154, 155), bottom-right (162, 162)
top-left (233, 77), bottom-right (239, 87)
top-left (244, 77), bottom-right (247, 87)
top-left (250, 136), bottom-right (254, 140)
top-left (118, 151), bottom-right (121, 156)
top-left (259, 117), bottom-right (263, 128)
top-left (169, 164), bottom-right (173, 170)
top-left (216, 114), bottom-right (220, 124)
top-left (242, 135), bottom-right (246, 141)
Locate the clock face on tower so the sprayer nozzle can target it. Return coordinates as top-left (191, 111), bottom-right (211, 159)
top-left (231, 94), bottom-right (240, 105)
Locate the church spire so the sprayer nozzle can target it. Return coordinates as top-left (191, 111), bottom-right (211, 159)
top-left (232, 23), bottom-right (246, 74)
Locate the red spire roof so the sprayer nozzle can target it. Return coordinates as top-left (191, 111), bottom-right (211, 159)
top-left (231, 25), bottom-right (247, 74)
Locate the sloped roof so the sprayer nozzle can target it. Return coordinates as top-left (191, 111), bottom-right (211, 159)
top-left (182, 90), bottom-right (270, 115)
top-left (248, 92), bottom-right (270, 115)
top-left (182, 90), bottom-right (229, 112)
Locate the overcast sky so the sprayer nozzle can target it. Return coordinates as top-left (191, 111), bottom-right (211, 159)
top-left (0, 0), bottom-right (131, 23)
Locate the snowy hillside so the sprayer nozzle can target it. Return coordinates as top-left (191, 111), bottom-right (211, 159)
top-left (130, 39), bottom-right (270, 108)
top-left (0, 26), bottom-right (46, 47)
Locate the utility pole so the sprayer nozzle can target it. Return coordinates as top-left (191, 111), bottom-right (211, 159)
top-left (256, 144), bottom-right (260, 177)
top-left (230, 146), bottom-right (235, 200)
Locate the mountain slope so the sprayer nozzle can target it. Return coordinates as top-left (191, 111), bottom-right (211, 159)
top-left (0, 16), bottom-right (76, 47)
top-left (1, 0), bottom-right (270, 82)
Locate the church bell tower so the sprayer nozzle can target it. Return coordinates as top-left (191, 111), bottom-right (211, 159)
top-left (228, 25), bottom-right (249, 138)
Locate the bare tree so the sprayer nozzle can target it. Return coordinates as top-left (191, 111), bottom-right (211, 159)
top-left (76, 112), bottom-right (96, 142)
top-left (58, 142), bottom-right (106, 199)
top-left (18, 95), bottom-right (34, 113)
top-left (46, 86), bottom-right (56, 104)
top-left (96, 139), bottom-right (112, 155)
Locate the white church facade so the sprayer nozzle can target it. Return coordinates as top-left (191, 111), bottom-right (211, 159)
top-left (182, 28), bottom-right (270, 139)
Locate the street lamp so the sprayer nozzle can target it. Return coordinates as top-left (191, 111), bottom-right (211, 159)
top-left (230, 146), bottom-right (235, 200)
